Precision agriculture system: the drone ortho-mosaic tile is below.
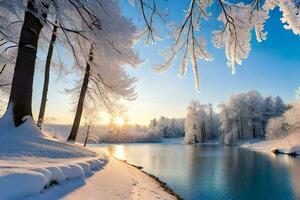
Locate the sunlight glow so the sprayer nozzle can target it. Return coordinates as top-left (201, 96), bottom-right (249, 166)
top-left (115, 117), bottom-right (125, 126)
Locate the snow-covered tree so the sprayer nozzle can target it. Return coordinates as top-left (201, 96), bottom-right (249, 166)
top-left (274, 96), bottom-right (287, 116)
top-left (219, 91), bottom-right (284, 144)
top-left (149, 118), bottom-right (158, 129)
top-left (219, 92), bottom-right (255, 144)
top-left (266, 116), bottom-right (289, 140)
top-left (219, 94), bottom-right (248, 144)
top-left (267, 88), bottom-right (300, 144)
top-left (66, 0), bottom-right (140, 142)
top-left (0, 0), bottom-right (141, 145)
top-left (244, 91), bottom-right (265, 138)
top-left (262, 96), bottom-right (276, 132)
top-left (208, 104), bottom-right (220, 138)
top-left (0, 13), bottom-right (70, 129)
top-left (0, 0), bottom-right (105, 127)
top-left (0, 15), bottom-right (19, 113)
top-left (266, 102), bottom-right (300, 153)
top-left (284, 102), bottom-right (300, 133)
top-left (184, 101), bottom-right (202, 144)
top-left (184, 100), bottom-right (217, 144)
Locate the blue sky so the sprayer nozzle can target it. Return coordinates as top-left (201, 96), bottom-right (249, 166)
top-left (32, 1), bottom-right (300, 125)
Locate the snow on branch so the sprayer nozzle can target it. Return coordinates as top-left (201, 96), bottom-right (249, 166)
top-left (129, 0), bottom-right (167, 45)
top-left (264, 0), bottom-right (300, 35)
top-left (64, 0), bottom-right (140, 116)
top-left (154, 0), bottom-right (213, 91)
top-left (212, 0), bottom-right (268, 74)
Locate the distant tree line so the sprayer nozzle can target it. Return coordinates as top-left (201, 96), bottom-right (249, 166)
top-left (41, 89), bottom-right (298, 145)
top-left (149, 117), bottom-right (185, 138)
top-left (218, 91), bottom-right (287, 145)
top-left (184, 91), bottom-right (289, 145)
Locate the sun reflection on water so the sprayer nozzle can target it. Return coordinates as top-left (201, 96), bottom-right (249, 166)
top-left (114, 145), bottom-right (125, 160)
top-left (95, 144), bottom-right (300, 199)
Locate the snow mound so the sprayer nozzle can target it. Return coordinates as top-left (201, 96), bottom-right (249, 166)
top-left (0, 157), bottom-right (107, 200)
top-left (0, 170), bottom-right (47, 200)
top-left (0, 110), bottom-right (108, 199)
top-left (0, 111), bottom-right (96, 158)
top-left (77, 162), bottom-right (92, 176)
top-left (45, 167), bottom-right (67, 184)
top-left (60, 164), bottom-right (84, 180)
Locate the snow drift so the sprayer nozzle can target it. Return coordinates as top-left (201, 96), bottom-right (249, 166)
top-left (0, 109), bottom-right (107, 199)
top-left (0, 157), bottom-right (107, 200)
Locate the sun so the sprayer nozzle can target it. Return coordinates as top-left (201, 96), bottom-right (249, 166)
top-left (114, 117), bottom-right (125, 126)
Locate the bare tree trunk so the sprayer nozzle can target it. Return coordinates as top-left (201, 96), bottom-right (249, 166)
top-left (68, 44), bottom-right (93, 142)
top-left (8, 1), bottom-right (43, 126)
top-left (252, 127), bottom-right (256, 138)
top-left (202, 122), bottom-right (206, 141)
top-left (194, 134), bottom-right (199, 143)
top-left (237, 119), bottom-right (240, 140)
top-left (240, 119), bottom-right (244, 138)
top-left (84, 124), bottom-right (90, 147)
top-left (37, 22), bottom-right (58, 129)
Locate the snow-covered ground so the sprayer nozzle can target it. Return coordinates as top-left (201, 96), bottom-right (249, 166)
top-left (240, 132), bottom-right (300, 155)
top-left (0, 110), bottom-right (177, 200)
top-left (0, 111), bottom-right (108, 200)
top-left (31, 158), bottom-right (176, 200)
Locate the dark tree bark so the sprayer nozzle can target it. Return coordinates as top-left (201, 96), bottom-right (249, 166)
top-left (236, 119), bottom-right (240, 140)
top-left (37, 22), bottom-right (58, 129)
top-left (202, 122), bottom-right (206, 141)
top-left (240, 120), bottom-right (244, 138)
top-left (84, 124), bottom-right (91, 147)
top-left (194, 134), bottom-right (199, 143)
top-left (8, 1), bottom-right (44, 126)
top-left (68, 44), bottom-right (94, 142)
top-left (252, 127), bottom-right (256, 138)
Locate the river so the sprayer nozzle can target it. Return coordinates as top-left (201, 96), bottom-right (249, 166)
top-left (93, 142), bottom-right (300, 200)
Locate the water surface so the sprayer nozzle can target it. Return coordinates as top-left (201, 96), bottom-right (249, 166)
top-left (94, 143), bottom-right (300, 200)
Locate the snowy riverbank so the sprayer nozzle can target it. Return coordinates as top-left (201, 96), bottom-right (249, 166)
top-left (33, 158), bottom-right (176, 200)
top-left (0, 140), bottom-right (177, 200)
top-left (0, 115), bottom-right (178, 200)
top-left (240, 135), bottom-right (300, 156)
top-left (0, 116), bottom-right (108, 199)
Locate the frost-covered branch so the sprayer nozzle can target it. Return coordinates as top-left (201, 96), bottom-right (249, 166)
top-left (129, 0), bottom-right (166, 44)
top-left (154, 0), bottom-right (213, 91)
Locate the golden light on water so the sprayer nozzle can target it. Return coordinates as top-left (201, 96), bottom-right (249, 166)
top-left (114, 145), bottom-right (125, 160)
